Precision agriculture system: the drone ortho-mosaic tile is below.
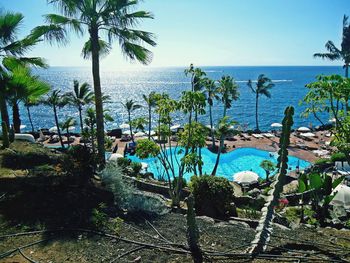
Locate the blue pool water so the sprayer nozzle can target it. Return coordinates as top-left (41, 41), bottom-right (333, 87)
top-left (128, 147), bottom-right (310, 182)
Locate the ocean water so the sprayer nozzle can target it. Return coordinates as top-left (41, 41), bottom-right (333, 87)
top-left (17, 66), bottom-right (344, 132)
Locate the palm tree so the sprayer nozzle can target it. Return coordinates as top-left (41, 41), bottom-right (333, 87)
top-left (6, 65), bottom-right (50, 133)
top-left (142, 92), bottom-right (157, 139)
top-left (211, 116), bottom-right (236, 176)
top-left (23, 98), bottom-right (39, 133)
top-left (44, 0), bottom-right (156, 163)
top-left (122, 99), bottom-right (142, 143)
top-left (260, 160), bottom-right (276, 182)
top-left (204, 78), bottom-right (219, 150)
top-left (314, 15), bottom-right (350, 78)
top-left (65, 80), bottom-right (94, 133)
top-left (0, 11), bottom-right (48, 128)
top-left (60, 117), bottom-right (76, 146)
top-left (42, 90), bottom-right (67, 148)
top-left (247, 74), bottom-right (274, 132)
top-left (218, 76), bottom-right (239, 118)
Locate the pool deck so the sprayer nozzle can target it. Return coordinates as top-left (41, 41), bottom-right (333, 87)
top-left (42, 130), bottom-right (333, 164)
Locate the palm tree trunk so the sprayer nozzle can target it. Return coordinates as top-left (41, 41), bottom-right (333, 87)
top-left (128, 112), bottom-right (134, 143)
top-left (66, 128), bottom-right (70, 146)
top-left (211, 139), bottom-right (223, 176)
top-left (12, 103), bottom-right (21, 133)
top-left (54, 106), bottom-right (64, 148)
top-left (78, 106), bottom-right (84, 133)
top-left (0, 96), bottom-right (10, 128)
top-left (90, 123), bottom-right (95, 155)
top-left (209, 104), bottom-right (215, 149)
top-left (90, 25), bottom-right (105, 163)
top-left (27, 106), bottom-right (35, 132)
top-left (255, 93), bottom-right (259, 132)
top-left (148, 106), bottom-right (151, 140)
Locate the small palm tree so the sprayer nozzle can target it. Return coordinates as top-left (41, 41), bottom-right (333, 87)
top-left (60, 117), bottom-right (76, 146)
top-left (260, 160), bottom-right (276, 182)
top-left (122, 99), bottom-right (142, 143)
top-left (314, 15), bottom-right (350, 78)
top-left (211, 116), bottom-right (236, 176)
top-left (247, 74), bottom-right (274, 132)
top-left (23, 98), bottom-right (39, 133)
top-left (42, 0), bottom-right (156, 163)
top-left (42, 90), bottom-right (67, 148)
top-left (204, 78), bottom-right (219, 149)
top-left (65, 80), bottom-right (94, 133)
top-left (142, 92), bottom-right (157, 139)
top-left (6, 65), bottom-right (50, 133)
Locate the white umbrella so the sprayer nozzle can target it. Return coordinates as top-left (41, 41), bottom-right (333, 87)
top-left (147, 130), bottom-right (156, 136)
top-left (134, 131), bottom-right (146, 137)
top-left (170, 124), bottom-right (181, 131)
top-left (331, 184), bottom-right (350, 209)
top-left (68, 126), bottom-right (75, 132)
top-left (108, 153), bottom-right (124, 161)
top-left (271, 123), bottom-right (283, 128)
top-left (297, 127), bottom-right (311, 132)
top-left (49, 126), bottom-right (58, 132)
top-left (123, 130), bottom-right (131, 135)
top-left (120, 123), bottom-right (130, 129)
top-left (233, 171), bottom-right (259, 184)
top-left (205, 124), bottom-right (215, 130)
top-left (329, 118), bottom-right (336, 123)
top-left (20, 124), bottom-right (26, 129)
top-left (301, 132), bottom-right (316, 137)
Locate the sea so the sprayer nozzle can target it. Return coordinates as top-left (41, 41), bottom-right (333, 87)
top-left (18, 66), bottom-right (344, 132)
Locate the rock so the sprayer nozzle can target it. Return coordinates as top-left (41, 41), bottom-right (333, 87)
top-left (247, 188), bottom-right (261, 198)
top-left (196, 216), bottom-right (215, 224)
top-left (228, 220), bottom-right (250, 228)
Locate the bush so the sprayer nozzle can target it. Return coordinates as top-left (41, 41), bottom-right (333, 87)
top-left (117, 157), bottom-right (131, 169)
top-left (190, 175), bottom-right (235, 219)
top-left (62, 145), bottom-right (96, 180)
top-left (331, 152), bottom-right (347, 162)
top-left (100, 160), bottom-right (169, 216)
top-left (172, 176), bottom-right (187, 189)
top-left (130, 162), bottom-right (142, 176)
top-left (314, 158), bottom-right (332, 165)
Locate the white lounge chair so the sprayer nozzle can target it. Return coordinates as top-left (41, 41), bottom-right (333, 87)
top-left (252, 134), bottom-right (264, 139)
top-left (262, 133), bottom-right (275, 138)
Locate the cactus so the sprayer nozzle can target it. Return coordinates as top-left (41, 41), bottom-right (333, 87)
top-left (186, 194), bottom-right (203, 263)
top-left (248, 106), bottom-right (294, 254)
top-left (9, 125), bottom-right (15, 143)
top-left (2, 121), bottom-right (10, 148)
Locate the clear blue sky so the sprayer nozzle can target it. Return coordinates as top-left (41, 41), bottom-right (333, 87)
top-left (1, 0), bottom-right (349, 69)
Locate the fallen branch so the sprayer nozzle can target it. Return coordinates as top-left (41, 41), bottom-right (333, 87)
top-left (110, 245), bottom-right (146, 262)
top-left (19, 248), bottom-right (39, 263)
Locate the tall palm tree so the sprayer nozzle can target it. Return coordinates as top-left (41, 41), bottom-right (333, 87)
top-left (23, 98), bottom-right (39, 133)
top-left (247, 74), bottom-right (274, 132)
top-left (0, 11), bottom-right (48, 128)
top-left (121, 99), bottom-right (142, 143)
top-left (6, 65), bottom-right (50, 133)
top-left (314, 15), bottom-right (350, 78)
top-left (60, 117), bottom-right (76, 146)
top-left (42, 90), bottom-right (67, 148)
top-left (44, 0), bottom-right (156, 163)
top-left (260, 160), bottom-right (276, 182)
top-left (218, 76), bottom-right (239, 118)
top-left (65, 80), bottom-right (94, 133)
top-left (203, 78), bottom-right (219, 150)
top-left (142, 91), bottom-right (157, 139)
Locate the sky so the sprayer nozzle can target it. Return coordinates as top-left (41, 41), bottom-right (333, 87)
top-left (1, 0), bottom-right (350, 69)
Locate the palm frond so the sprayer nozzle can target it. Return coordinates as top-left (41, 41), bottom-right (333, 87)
top-left (29, 25), bottom-right (68, 46)
top-left (121, 41), bottom-right (153, 64)
top-left (45, 14), bottom-right (84, 36)
top-left (81, 39), bottom-right (111, 59)
top-left (313, 52), bottom-right (340, 61)
top-left (0, 12), bottom-right (24, 45)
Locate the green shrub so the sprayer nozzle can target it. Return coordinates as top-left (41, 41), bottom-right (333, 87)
top-left (331, 152), bottom-right (347, 162)
top-left (90, 203), bottom-right (108, 229)
top-left (62, 145), bottom-right (96, 180)
top-left (130, 162), bottom-right (142, 176)
top-left (314, 158), bottom-right (332, 165)
top-left (117, 157), bottom-right (131, 169)
top-left (172, 176), bottom-right (187, 189)
top-left (190, 175), bottom-right (235, 219)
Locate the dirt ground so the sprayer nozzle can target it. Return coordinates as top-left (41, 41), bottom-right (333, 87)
top-left (1, 211), bottom-right (349, 263)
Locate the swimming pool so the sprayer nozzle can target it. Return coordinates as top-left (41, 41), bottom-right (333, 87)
top-left (128, 147), bottom-right (310, 182)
